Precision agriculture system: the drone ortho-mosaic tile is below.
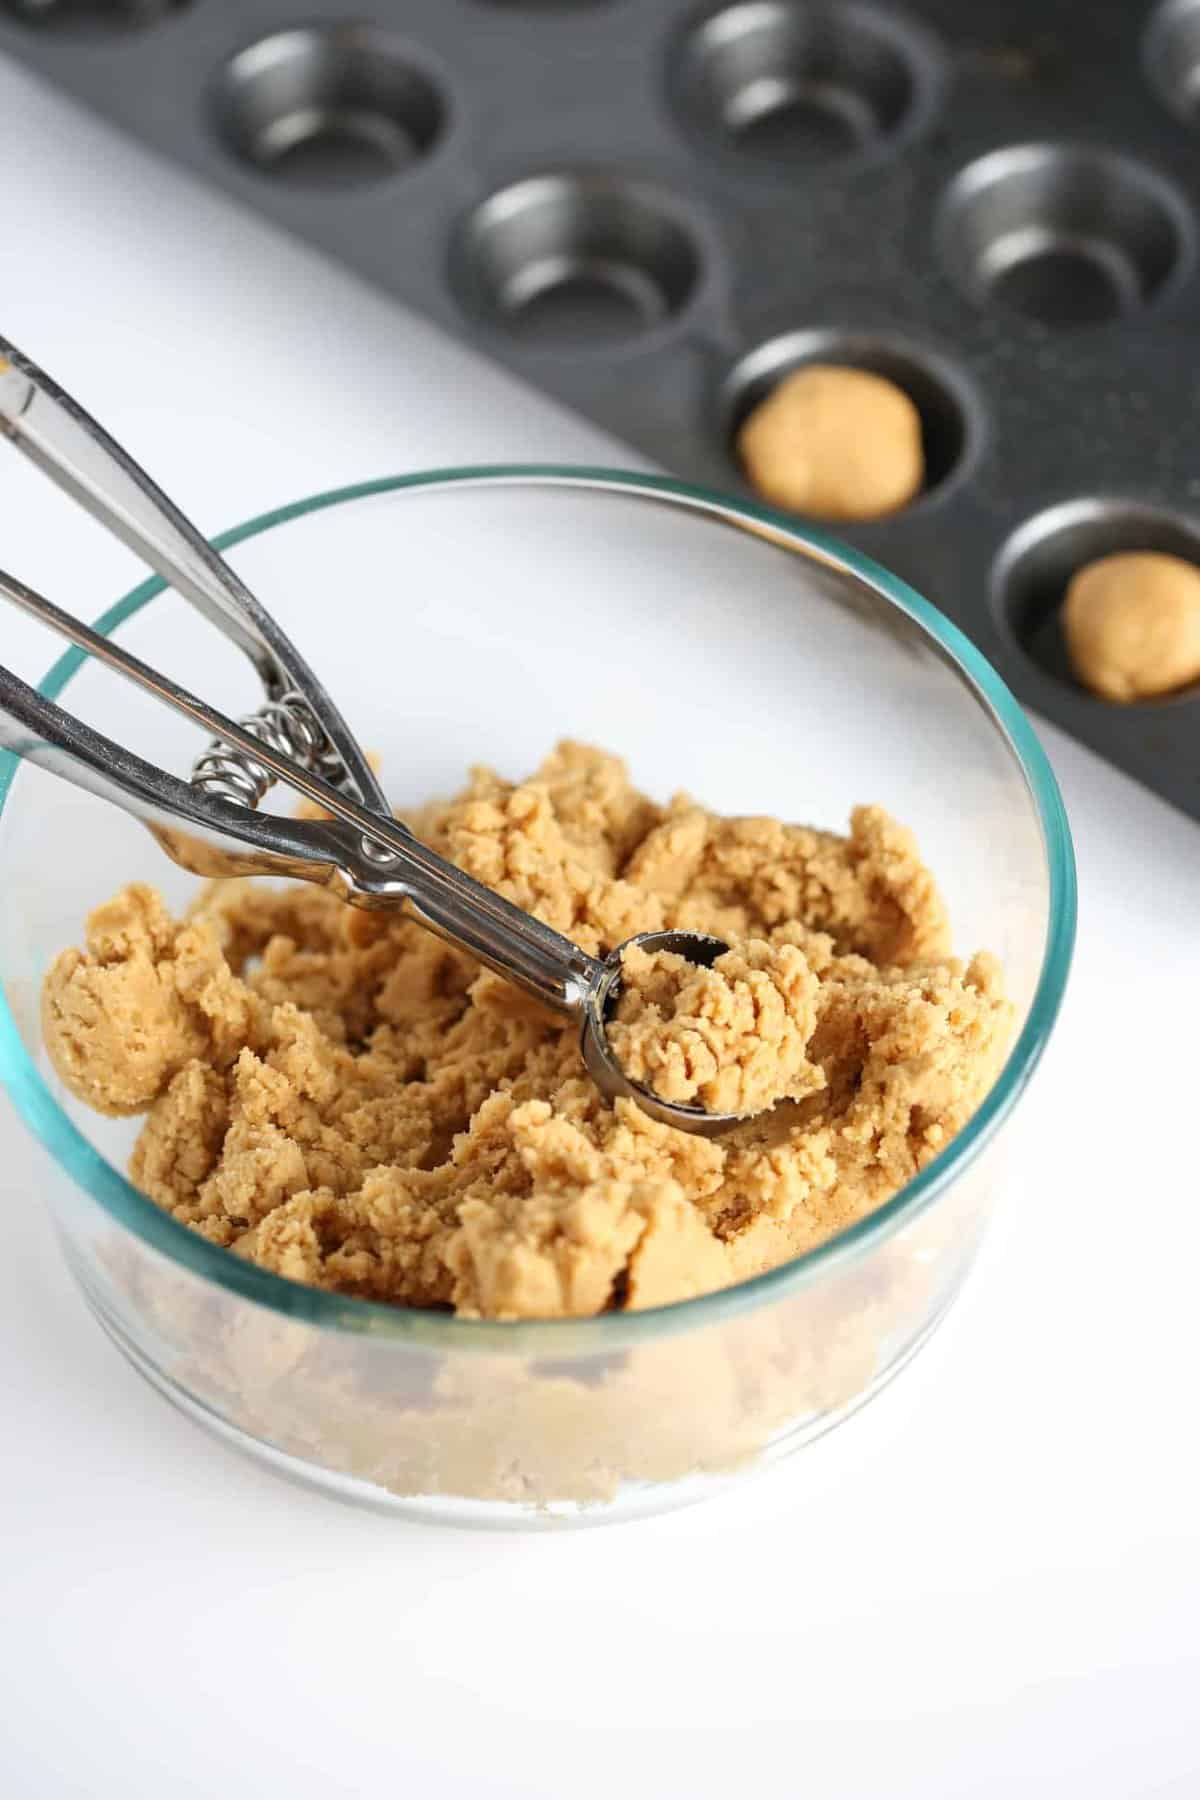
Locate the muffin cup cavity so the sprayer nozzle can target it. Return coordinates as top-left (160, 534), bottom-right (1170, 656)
top-left (670, 0), bottom-right (942, 167)
top-left (452, 173), bottom-right (703, 346)
top-left (215, 25), bottom-right (447, 188)
top-left (722, 328), bottom-right (974, 509)
top-left (1143, 0), bottom-right (1200, 127)
top-left (2, 0), bottom-right (185, 26)
top-left (936, 144), bottom-right (1193, 328)
top-left (991, 497), bottom-right (1200, 700)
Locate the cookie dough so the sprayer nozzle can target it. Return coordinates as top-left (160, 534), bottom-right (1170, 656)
top-left (43, 742), bottom-right (1011, 1321)
top-left (737, 363), bottom-right (925, 521)
top-left (610, 939), bottom-right (823, 1116)
top-left (1062, 549), bottom-right (1200, 702)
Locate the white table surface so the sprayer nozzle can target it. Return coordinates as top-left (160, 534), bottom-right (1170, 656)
top-left (1, 57), bottom-right (1197, 1800)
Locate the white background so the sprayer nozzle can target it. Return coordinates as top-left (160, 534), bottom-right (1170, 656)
top-left (0, 54), bottom-right (1197, 1800)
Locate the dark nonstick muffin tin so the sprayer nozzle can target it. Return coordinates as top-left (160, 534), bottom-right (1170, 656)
top-left (2, 0), bottom-right (1199, 818)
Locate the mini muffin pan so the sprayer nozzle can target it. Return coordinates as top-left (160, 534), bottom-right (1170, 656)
top-left (2, 0), bottom-right (1199, 818)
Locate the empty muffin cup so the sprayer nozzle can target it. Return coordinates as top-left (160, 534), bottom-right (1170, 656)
top-left (453, 173), bottom-right (702, 345)
top-left (671, 0), bottom-right (941, 165)
top-left (215, 25), bottom-right (446, 187)
top-left (2, 0), bottom-right (184, 24)
top-left (1143, 0), bottom-right (1200, 126)
top-left (937, 144), bottom-right (1192, 327)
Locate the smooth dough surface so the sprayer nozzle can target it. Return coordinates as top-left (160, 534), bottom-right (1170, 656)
top-left (737, 363), bottom-right (925, 521)
top-left (1062, 550), bottom-right (1200, 702)
top-left (42, 742), bottom-right (1010, 1321)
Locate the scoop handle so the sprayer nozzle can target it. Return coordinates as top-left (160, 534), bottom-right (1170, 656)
top-left (0, 335), bottom-right (387, 818)
top-left (0, 562), bottom-right (605, 1018)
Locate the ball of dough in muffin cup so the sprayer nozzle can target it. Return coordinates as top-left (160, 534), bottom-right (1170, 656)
top-left (736, 363), bottom-right (925, 522)
top-left (1062, 549), bottom-right (1200, 702)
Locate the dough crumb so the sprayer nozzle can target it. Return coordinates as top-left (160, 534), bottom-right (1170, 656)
top-left (41, 883), bottom-right (266, 1117)
top-left (1062, 549), bottom-right (1200, 701)
top-left (42, 742), bottom-right (1011, 1320)
top-left (609, 939), bottom-right (823, 1117)
top-left (737, 363), bottom-right (925, 521)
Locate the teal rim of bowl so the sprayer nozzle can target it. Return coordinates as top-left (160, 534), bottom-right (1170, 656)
top-left (0, 465), bottom-right (1077, 1353)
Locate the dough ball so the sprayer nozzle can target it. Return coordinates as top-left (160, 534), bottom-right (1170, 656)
top-left (736, 363), bottom-right (925, 521)
top-left (1062, 550), bottom-right (1200, 702)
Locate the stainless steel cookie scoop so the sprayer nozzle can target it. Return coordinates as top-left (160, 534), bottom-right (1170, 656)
top-left (0, 337), bottom-right (744, 1137)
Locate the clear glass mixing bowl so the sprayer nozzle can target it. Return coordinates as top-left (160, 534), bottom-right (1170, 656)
top-left (0, 468), bottom-right (1075, 1527)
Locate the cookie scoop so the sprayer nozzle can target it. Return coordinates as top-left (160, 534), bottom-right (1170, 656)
top-left (0, 335), bottom-right (745, 1136)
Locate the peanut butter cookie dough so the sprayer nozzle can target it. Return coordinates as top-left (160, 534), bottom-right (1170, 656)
top-left (1063, 549), bottom-right (1200, 702)
top-left (43, 742), bottom-right (1011, 1321)
top-left (610, 939), bottom-right (823, 1117)
top-left (737, 364), bottom-right (925, 521)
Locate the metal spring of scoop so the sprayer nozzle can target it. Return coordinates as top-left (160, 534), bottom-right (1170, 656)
top-left (191, 691), bottom-right (347, 808)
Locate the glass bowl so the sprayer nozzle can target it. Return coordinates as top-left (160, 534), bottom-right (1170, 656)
top-left (0, 468), bottom-right (1075, 1528)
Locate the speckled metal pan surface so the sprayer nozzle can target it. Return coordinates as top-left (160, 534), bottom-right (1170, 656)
top-left (2, 0), bottom-right (1197, 817)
